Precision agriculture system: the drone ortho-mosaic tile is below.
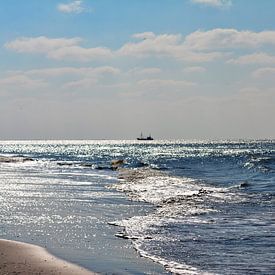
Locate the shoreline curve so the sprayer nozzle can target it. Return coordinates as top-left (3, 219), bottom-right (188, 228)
top-left (0, 239), bottom-right (96, 275)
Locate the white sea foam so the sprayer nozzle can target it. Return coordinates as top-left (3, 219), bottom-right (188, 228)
top-left (112, 167), bottom-right (246, 274)
top-left (114, 167), bottom-right (243, 206)
top-left (114, 213), bottom-right (217, 274)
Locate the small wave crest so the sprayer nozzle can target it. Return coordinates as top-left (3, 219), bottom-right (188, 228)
top-left (244, 154), bottom-right (275, 173)
top-left (114, 167), bottom-right (242, 206)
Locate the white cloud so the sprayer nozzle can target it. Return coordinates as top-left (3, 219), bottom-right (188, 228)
top-left (5, 37), bottom-right (113, 61)
top-left (92, 66), bottom-right (120, 75)
top-left (227, 53), bottom-right (275, 65)
top-left (119, 33), bottom-right (182, 57)
top-left (5, 29), bottom-right (275, 65)
top-left (23, 66), bottom-right (120, 78)
top-left (62, 78), bottom-right (98, 90)
top-left (5, 33), bottom-right (223, 63)
top-left (118, 32), bottom-right (223, 62)
top-left (183, 66), bottom-right (206, 73)
top-left (5, 36), bottom-right (81, 53)
top-left (47, 46), bottom-right (113, 61)
top-left (191, 0), bottom-right (232, 8)
top-left (128, 67), bottom-right (162, 76)
top-left (0, 75), bottom-right (47, 92)
top-left (57, 1), bottom-right (86, 14)
top-left (252, 67), bottom-right (275, 78)
top-left (184, 29), bottom-right (275, 50)
top-left (138, 79), bottom-right (196, 89)
top-left (0, 66), bottom-right (121, 96)
top-left (120, 29), bottom-right (275, 62)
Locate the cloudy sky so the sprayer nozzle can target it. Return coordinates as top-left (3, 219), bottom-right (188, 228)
top-left (1, 0), bottom-right (275, 139)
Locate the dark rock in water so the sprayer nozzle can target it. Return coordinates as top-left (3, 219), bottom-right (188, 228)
top-left (22, 157), bottom-right (34, 162)
top-left (239, 181), bottom-right (250, 188)
top-left (144, 236), bottom-right (153, 240)
top-left (111, 159), bottom-right (124, 165)
top-left (111, 159), bottom-right (125, 170)
top-left (81, 163), bottom-right (94, 167)
top-left (107, 221), bottom-right (120, 226)
top-left (0, 156), bottom-right (15, 163)
top-left (96, 166), bottom-right (112, 170)
top-left (115, 232), bottom-right (138, 240)
top-left (57, 162), bottom-right (73, 166)
top-left (0, 156), bottom-right (34, 163)
top-left (115, 232), bottom-right (129, 239)
top-left (152, 166), bottom-right (168, 171)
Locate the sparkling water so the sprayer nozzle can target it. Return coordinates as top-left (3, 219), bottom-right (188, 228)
top-left (0, 140), bottom-right (274, 274)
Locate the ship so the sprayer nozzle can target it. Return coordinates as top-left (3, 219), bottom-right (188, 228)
top-left (137, 133), bottom-right (154, 141)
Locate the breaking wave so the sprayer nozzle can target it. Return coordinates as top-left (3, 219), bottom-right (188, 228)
top-left (111, 168), bottom-right (248, 274)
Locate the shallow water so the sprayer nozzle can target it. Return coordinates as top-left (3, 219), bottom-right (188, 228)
top-left (0, 141), bottom-right (167, 274)
top-left (0, 140), bottom-right (274, 274)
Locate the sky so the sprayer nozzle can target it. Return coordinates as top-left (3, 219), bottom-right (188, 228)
top-left (0, 0), bottom-right (275, 140)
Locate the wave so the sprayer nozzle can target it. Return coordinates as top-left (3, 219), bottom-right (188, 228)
top-left (115, 167), bottom-right (243, 205)
top-left (244, 154), bottom-right (275, 173)
top-left (111, 167), bottom-right (245, 274)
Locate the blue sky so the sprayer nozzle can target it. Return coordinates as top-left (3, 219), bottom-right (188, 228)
top-left (1, 0), bottom-right (275, 139)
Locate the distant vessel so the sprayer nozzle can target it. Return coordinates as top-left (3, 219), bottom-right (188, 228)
top-left (137, 133), bottom-right (154, 141)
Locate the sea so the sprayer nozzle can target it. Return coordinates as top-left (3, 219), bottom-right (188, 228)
top-left (0, 140), bottom-right (274, 274)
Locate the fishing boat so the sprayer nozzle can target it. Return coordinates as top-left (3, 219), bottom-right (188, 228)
top-left (137, 133), bottom-right (154, 141)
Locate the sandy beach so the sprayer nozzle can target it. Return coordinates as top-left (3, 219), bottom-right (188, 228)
top-left (0, 239), bottom-right (95, 275)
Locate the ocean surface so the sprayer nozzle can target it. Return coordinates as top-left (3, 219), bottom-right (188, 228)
top-left (0, 140), bottom-right (274, 274)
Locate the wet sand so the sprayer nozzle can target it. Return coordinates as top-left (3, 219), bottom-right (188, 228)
top-left (0, 239), bottom-right (95, 275)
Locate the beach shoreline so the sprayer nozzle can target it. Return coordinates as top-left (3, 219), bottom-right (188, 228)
top-left (0, 239), bottom-right (96, 275)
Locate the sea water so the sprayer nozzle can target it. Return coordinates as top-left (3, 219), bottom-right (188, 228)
top-left (0, 140), bottom-right (274, 274)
